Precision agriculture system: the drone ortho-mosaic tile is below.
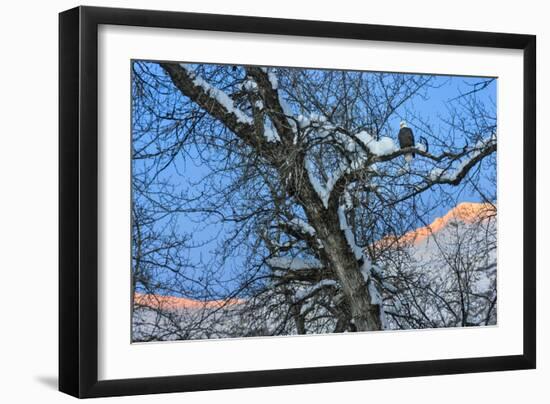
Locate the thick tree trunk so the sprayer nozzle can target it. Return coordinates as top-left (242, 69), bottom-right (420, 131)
top-left (160, 62), bottom-right (382, 332)
top-left (311, 210), bottom-right (382, 332)
top-left (283, 160), bottom-right (382, 332)
top-left (297, 185), bottom-right (382, 332)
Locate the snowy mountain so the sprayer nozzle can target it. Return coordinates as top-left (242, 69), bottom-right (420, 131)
top-left (133, 202), bottom-right (497, 341)
top-left (378, 202), bottom-right (497, 330)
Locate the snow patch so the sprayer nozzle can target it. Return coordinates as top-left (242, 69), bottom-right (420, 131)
top-left (438, 134), bottom-right (496, 181)
top-left (264, 126), bottom-right (281, 143)
top-left (295, 279), bottom-right (337, 301)
top-left (337, 206), bottom-right (364, 261)
top-left (430, 168), bottom-right (444, 181)
top-left (416, 142), bottom-right (427, 152)
top-left (267, 71), bottom-right (278, 89)
top-left (180, 64), bottom-right (253, 125)
top-left (355, 131), bottom-right (398, 156)
top-left (241, 79), bottom-right (258, 91)
top-left (288, 218), bottom-right (316, 237)
top-left (267, 256), bottom-right (323, 270)
top-left (305, 159), bottom-right (330, 208)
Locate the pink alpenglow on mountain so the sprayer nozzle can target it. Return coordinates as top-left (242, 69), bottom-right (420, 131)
top-left (377, 202), bottom-right (495, 248)
top-left (135, 202), bottom-right (494, 311)
top-left (134, 293), bottom-right (243, 311)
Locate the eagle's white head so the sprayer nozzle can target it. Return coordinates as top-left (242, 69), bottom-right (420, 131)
top-left (400, 120), bottom-right (408, 129)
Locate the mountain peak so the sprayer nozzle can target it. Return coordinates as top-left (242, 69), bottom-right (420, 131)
top-left (134, 202), bottom-right (495, 311)
top-left (400, 202), bottom-right (495, 246)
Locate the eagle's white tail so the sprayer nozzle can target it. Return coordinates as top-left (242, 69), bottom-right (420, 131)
top-left (405, 153), bottom-right (413, 163)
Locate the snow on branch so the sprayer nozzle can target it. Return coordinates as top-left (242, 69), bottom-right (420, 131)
top-left (179, 64), bottom-right (253, 125)
top-left (287, 218), bottom-right (316, 237)
top-left (159, 62), bottom-right (284, 152)
top-left (244, 67), bottom-right (296, 142)
top-left (277, 217), bottom-right (324, 250)
top-left (266, 256), bottom-right (323, 271)
top-left (303, 128), bottom-right (398, 208)
top-left (337, 201), bottom-right (386, 326)
top-left (264, 125), bottom-right (281, 143)
top-left (355, 131), bottom-right (399, 156)
top-left (267, 71), bottom-right (278, 90)
top-left (305, 159), bottom-right (349, 209)
top-left (427, 134), bottom-right (497, 184)
top-left (239, 79), bottom-right (258, 92)
top-left (337, 205), bottom-right (367, 262)
top-left (388, 134), bottom-right (497, 205)
top-left (294, 279), bottom-right (337, 301)
top-left (333, 133), bottom-right (496, 209)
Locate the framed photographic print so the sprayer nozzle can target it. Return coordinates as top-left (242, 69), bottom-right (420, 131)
top-left (59, 6), bottom-right (536, 398)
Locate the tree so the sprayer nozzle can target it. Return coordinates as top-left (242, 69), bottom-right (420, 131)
top-left (379, 203), bottom-right (497, 329)
top-left (131, 61), bottom-right (497, 339)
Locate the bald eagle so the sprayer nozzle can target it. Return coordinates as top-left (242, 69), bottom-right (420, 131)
top-left (398, 121), bottom-right (415, 163)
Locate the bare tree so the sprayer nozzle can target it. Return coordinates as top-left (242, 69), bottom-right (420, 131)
top-left (379, 203), bottom-right (497, 329)
top-left (131, 61), bottom-right (497, 339)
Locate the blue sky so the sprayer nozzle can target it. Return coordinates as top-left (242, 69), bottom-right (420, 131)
top-left (132, 62), bottom-right (497, 298)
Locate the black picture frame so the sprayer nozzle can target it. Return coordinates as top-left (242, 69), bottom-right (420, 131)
top-left (59, 5), bottom-right (536, 398)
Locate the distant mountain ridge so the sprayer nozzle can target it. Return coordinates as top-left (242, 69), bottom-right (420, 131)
top-left (134, 293), bottom-right (243, 311)
top-left (398, 202), bottom-right (495, 246)
top-left (134, 202), bottom-right (495, 311)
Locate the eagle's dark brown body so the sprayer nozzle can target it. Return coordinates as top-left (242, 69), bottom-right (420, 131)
top-left (398, 126), bottom-right (415, 161)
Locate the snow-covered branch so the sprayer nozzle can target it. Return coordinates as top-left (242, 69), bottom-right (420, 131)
top-left (160, 63), bottom-right (274, 150)
top-left (144, 62), bottom-right (497, 336)
top-left (294, 279), bottom-right (337, 302)
top-left (427, 135), bottom-right (497, 184)
top-left (267, 256), bottom-right (323, 271)
top-left (328, 133), bottom-right (497, 208)
top-left (245, 67), bottom-right (296, 143)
